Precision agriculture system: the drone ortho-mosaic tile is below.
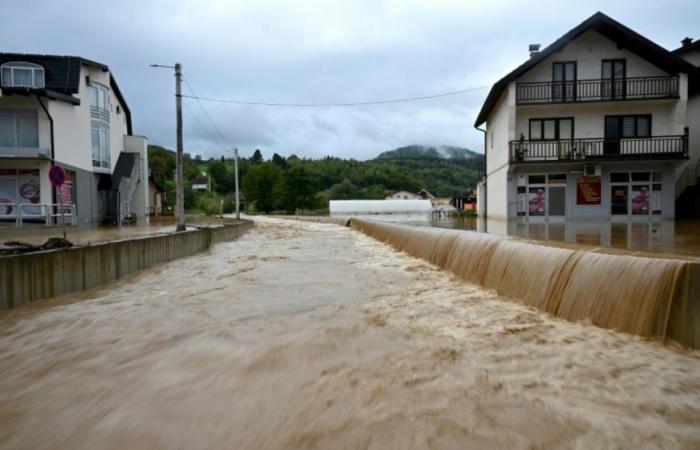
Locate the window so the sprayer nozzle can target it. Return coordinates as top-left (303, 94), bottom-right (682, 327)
top-left (0, 110), bottom-right (39, 148)
top-left (89, 84), bottom-right (111, 123)
top-left (605, 115), bottom-right (651, 139)
top-left (91, 121), bottom-right (110, 169)
top-left (1, 62), bottom-right (45, 89)
top-left (529, 118), bottom-right (574, 141)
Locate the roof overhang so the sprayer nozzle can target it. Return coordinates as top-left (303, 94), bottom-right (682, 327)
top-left (0, 86), bottom-right (80, 105)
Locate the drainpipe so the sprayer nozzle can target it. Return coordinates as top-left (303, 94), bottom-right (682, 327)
top-left (36, 95), bottom-right (54, 161)
top-left (475, 125), bottom-right (487, 218)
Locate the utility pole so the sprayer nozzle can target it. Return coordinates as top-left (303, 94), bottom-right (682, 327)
top-left (234, 147), bottom-right (240, 220)
top-left (150, 62), bottom-right (186, 232)
top-left (174, 63), bottom-right (185, 232)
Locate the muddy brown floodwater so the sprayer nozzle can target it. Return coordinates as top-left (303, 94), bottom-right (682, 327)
top-left (1, 218), bottom-right (700, 449)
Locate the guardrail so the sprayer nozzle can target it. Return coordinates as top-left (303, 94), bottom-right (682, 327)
top-left (509, 135), bottom-right (688, 163)
top-left (0, 202), bottom-right (77, 227)
top-left (516, 75), bottom-right (679, 104)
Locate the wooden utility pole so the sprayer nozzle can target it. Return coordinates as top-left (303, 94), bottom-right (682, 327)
top-left (234, 147), bottom-right (240, 220)
top-left (174, 63), bottom-right (186, 232)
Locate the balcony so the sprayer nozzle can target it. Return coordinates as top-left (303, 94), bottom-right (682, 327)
top-left (509, 134), bottom-right (688, 163)
top-left (0, 147), bottom-right (51, 159)
top-left (516, 76), bottom-right (679, 105)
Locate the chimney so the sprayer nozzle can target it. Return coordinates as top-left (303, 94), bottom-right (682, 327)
top-left (529, 44), bottom-right (541, 58)
top-left (682, 37), bottom-right (693, 48)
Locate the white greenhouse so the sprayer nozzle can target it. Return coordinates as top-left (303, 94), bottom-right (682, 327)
top-left (329, 199), bottom-right (433, 215)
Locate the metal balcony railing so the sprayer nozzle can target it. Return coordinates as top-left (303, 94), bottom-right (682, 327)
top-left (509, 134), bottom-right (688, 163)
top-left (516, 76), bottom-right (679, 104)
top-left (90, 105), bottom-right (110, 122)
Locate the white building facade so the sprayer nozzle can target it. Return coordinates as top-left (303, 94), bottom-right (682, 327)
top-left (0, 53), bottom-right (149, 226)
top-left (475, 13), bottom-right (698, 222)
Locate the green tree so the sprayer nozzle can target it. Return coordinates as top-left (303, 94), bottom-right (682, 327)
top-left (208, 160), bottom-right (232, 194)
top-left (274, 166), bottom-right (318, 213)
top-left (272, 153), bottom-right (288, 168)
top-left (328, 179), bottom-right (360, 200)
top-left (242, 163), bottom-right (282, 213)
top-left (250, 149), bottom-right (264, 165)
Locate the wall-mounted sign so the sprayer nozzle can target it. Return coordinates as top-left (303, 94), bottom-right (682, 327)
top-left (576, 177), bottom-right (601, 205)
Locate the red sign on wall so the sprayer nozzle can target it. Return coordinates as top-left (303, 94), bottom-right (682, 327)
top-left (576, 177), bottom-right (601, 205)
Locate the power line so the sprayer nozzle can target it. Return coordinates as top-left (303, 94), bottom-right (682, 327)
top-left (179, 85), bottom-right (489, 108)
top-left (182, 100), bottom-right (228, 153)
top-left (182, 76), bottom-right (232, 148)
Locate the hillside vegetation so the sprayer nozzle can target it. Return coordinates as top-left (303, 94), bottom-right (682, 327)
top-left (148, 145), bottom-right (484, 214)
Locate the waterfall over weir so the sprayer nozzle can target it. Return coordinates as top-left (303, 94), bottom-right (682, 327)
top-left (348, 219), bottom-right (700, 348)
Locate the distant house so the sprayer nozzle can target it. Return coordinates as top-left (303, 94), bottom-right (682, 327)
top-left (385, 190), bottom-right (420, 200)
top-left (148, 179), bottom-right (166, 215)
top-left (191, 174), bottom-right (209, 191)
top-left (417, 189), bottom-right (436, 201)
top-left (452, 192), bottom-right (477, 211)
top-left (0, 53), bottom-right (149, 225)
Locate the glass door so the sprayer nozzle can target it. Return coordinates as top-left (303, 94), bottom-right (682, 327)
top-left (602, 60), bottom-right (625, 100)
top-left (604, 116), bottom-right (621, 155)
top-left (553, 62), bottom-right (576, 102)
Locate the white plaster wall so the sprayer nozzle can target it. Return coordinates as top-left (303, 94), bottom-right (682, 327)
top-left (517, 29), bottom-right (669, 82)
top-left (484, 83), bottom-right (516, 219)
top-left (516, 99), bottom-right (687, 139)
top-left (49, 65), bottom-right (129, 173)
top-left (677, 48), bottom-right (700, 67)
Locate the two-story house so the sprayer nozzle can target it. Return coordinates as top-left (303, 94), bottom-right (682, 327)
top-left (474, 12), bottom-right (698, 222)
top-left (0, 53), bottom-right (149, 226)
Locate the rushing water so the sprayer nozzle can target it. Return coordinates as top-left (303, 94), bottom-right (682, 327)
top-left (1, 218), bottom-right (700, 449)
top-left (339, 214), bottom-right (700, 258)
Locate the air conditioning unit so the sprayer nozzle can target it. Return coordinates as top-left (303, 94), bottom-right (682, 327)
top-left (583, 164), bottom-right (602, 177)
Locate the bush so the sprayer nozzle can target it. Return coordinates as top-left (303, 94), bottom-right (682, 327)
top-left (196, 192), bottom-right (224, 216)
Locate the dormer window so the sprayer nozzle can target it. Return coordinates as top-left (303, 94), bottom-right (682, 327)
top-left (0, 62), bottom-right (45, 89)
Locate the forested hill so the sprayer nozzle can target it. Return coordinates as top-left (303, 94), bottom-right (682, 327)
top-left (148, 144), bottom-right (484, 214)
top-left (375, 145), bottom-right (481, 161)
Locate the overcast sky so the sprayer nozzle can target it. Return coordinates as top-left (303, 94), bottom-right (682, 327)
top-left (2, 0), bottom-right (698, 160)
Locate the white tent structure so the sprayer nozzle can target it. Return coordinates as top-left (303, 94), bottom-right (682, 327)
top-left (329, 199), bottom-right (432, 215)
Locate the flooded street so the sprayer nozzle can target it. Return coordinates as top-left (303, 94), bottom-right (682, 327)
top-left (1, 218), bottom-right (700, 449)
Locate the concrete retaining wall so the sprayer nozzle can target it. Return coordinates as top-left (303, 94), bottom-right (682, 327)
top-left (0, 220), bottom-right (254, 309)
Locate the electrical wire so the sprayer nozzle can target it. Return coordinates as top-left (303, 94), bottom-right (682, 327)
top-left (182, 76), bottom-right (232, 149)
top-left (179, 85), bottom-right (489, 108)
top-left (182, 100), bottom-right (228, 153)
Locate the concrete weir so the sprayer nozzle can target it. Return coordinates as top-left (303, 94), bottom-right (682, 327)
top-left (344, 218), bottom-right (700, 349)
top-left (0, 220), bottom-right (254, 309)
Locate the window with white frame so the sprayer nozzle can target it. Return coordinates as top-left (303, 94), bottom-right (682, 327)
top-left (0, 110), bottom-right (39, 148)
top-left (0, 62), bottom-right (45, 89)
top-left (89, 84), bottom-right (110, 111)
top-left (91, 121), bottom-right (110, 169)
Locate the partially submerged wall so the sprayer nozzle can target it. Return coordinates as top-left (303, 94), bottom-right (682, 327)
top-left (349, 219), bottom-right (700, 349)
top-left (0, 220), bottom-right (254, 309)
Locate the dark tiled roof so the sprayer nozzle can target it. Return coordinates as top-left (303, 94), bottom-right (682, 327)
top-left (0, 53), bottom-right (132, 134)
top-left (474, 12), bottom-right (698, 127)
top-left (672, 39), bottom-right (700, 56)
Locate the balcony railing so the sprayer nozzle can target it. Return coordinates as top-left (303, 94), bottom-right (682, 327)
top-left (516, 76), bottom-right (679, 104)
top-left (509, 134), bottom-right (688, 163)
top-left (90, 105), bottom-right (110, 122)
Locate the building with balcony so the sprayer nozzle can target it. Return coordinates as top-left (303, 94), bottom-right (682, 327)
top-left (0, 53), bottom-right (149, 226)
top-left (474, 12), bottom-right (698, 222)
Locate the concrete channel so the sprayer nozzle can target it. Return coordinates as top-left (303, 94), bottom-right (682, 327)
top-left (0, 220), bottom-right (254, 309)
